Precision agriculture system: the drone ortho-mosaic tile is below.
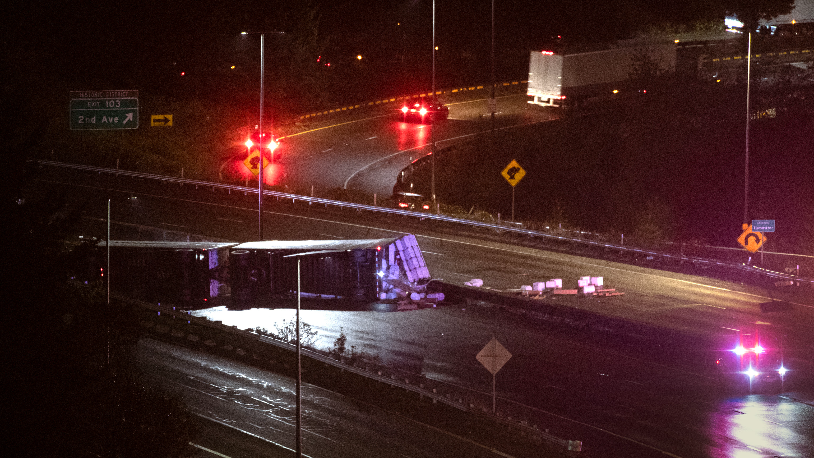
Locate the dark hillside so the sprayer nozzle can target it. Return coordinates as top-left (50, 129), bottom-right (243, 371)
top-left (434, 82), bottom-right (814, 251)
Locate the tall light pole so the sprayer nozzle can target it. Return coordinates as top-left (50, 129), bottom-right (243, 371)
top-left (283, 253), bottom-right (304, 458)
top-left (490, 0), bottom-right (496, 132)
top-left (431, 0), bottom-right (437, 204)
top-left (744, 31), bottom-right (752, 224)
top-left (296, 259), bottom-right (302, 457)
top-left (259, 32), bottom-right (265, 239)
top-left (242, 31), bottom-right (267, 239)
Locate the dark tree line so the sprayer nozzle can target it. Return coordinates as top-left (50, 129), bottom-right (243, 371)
top-left (4, 133), bottom-right (196, 457)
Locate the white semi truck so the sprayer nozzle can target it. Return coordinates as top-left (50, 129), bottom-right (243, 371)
top-left (527, 43), bottom-right (677, 108)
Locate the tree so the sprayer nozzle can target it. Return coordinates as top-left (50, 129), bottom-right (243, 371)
top-left (6, 168), bottom-right (196, 457)
top-left (632, 198), bottom-right (674, 247)
top-left (726, 0), bottom-right (795, 36)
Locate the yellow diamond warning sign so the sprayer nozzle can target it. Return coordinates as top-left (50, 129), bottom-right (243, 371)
top-left (476, 337), bottom-right (512, 375)
top-left (244, 150), bottom-right (269, 177)
top-left (738, 223), bottom-right (766, 253)
top-left (501, 159), bottom-right (525, 187)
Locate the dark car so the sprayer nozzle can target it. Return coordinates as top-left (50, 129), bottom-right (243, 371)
top-left (245, 131), bottom-right (281, 162)
top-left (393, 191), bottom-right (433, 212)
top-left (399, 98), bottom-right (449, 123)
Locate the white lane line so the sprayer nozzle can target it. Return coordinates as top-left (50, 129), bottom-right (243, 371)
top-left (193, 412), bottom-right (312, 457)
top-left (70, 180), bottom-right (812, 309)
top-left (254, 204), bottom-right (811, 307)
top-left (189, 442), bottom-right (231, 458)
top-left (703, 304), bottom-right (727, 310)
top-left (343, 119), bottom-right (549, 189)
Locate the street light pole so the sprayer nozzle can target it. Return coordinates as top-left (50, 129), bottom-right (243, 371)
top-left (431, 0), bottom-right (436, 205)
top-left (744, 32), bottom-right (751, 224)
top-left (258, 32), bottom-right (265, 240)
top-left (490, 0), bottom-right (496, 132)
top-left (296, 259), bottom-right (302, 457)
top-left (243, 31), bottom-right (268, 239)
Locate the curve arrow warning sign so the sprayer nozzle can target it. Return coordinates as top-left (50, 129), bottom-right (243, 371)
top-left (737, 223), bottom-right (766, 253)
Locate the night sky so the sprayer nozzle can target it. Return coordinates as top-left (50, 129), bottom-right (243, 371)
top-left (3, 1), bottom-right (811, 250)
top-left (2, 0), bottom-right (728, 95)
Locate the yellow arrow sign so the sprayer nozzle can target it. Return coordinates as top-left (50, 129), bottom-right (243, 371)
top-left (737, 223), bottom-right (766, 253)
top-left (150, 114), bottom-right (173, 127)
top-left (501, 159), bottom-right (525, 187)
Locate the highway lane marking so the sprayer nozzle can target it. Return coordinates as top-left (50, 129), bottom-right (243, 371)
top-left (342, 119), bottom-right (552, 190)
top-left (684, 303), bottom-right (727, 310)
top-left (192, 412), bottom-right (314, 458)
top-left (407, 232), bottom-right (809, 306)
top-left (703, 303), bottom-right (727, 309)
top-left (190, 356), bottom-right (520, 457)
top-left (492, 398), bottom-right (686, 458)
top-left (189, 442), bottom-right (231, 457)
top-left (49, 177), bottom-right (812, 310)
top-left (278, 114), bottom-right (393, 139)
top-left (163, 375), bottom-right (337, 444)
top-left (336, 96), bottom-right (553, 189)
top-left (446, 93), bottom-right (528, 106)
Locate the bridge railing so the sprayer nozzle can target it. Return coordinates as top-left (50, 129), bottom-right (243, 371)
top-left (38, 159), bottom-right (813, 287)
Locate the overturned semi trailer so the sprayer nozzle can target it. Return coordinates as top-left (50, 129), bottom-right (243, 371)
top-left (99, 240), bottom-right (237, 308)
top-left (230, 234), bottom-right (430, 308)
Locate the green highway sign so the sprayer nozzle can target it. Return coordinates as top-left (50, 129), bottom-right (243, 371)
top-left (70, 90), bottom-right (139, 130)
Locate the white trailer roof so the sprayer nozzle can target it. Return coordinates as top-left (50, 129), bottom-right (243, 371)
top-left (233, 237), bottom-right (402, 252)
top-left (100, 241), bottom-right (238, 250)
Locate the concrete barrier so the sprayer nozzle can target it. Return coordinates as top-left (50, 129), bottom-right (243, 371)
top-left (125, 295), bottom-right (578, 456)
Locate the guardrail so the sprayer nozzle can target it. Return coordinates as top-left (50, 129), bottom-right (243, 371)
top-left (296, 80), bottom-right (528, 122)
top-left (132, 295), bottom-right (581, 453)
top-left (37, 159), bottom-right (813, 287)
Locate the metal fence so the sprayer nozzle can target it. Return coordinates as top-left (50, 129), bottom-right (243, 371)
top-left (38, 159), bottom-right (813, 287)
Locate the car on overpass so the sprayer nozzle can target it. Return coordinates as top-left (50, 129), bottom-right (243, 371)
top-left (393, 191), bottom-right (432, 211)
top-left (400, 97), bottom-right (449, 123)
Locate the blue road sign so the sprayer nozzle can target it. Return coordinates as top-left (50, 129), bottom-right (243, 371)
top-left (752, 220), bottom-right (775, 232)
